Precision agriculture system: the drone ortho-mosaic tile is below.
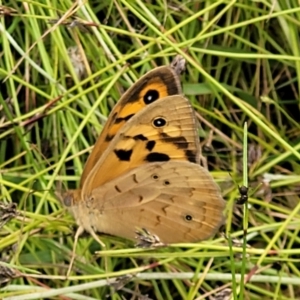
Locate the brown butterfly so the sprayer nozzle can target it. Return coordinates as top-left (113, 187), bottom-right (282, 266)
top-left (60, 59), bottom-right (225, 273)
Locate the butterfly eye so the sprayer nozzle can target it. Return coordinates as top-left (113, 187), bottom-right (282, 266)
top-left (184, 214), bottom-right (193, 222)
top-left (152, 117), bottom-right (167, 128)
top-left (152, 174), bottom-right (159, 180)
top-left (144, 89), bottom-right (159, 104)
top-left (63, 194), bottom-right (73, 207)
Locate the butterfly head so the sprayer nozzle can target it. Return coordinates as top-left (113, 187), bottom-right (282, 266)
top-left (55, 189), bottom-right (82, 207)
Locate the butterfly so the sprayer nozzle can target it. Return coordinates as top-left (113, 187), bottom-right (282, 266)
top-left (60, 58), bottom-right (225, 272)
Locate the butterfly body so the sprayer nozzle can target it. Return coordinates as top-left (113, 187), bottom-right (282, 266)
top-left (62, 64), bottom-right (225, 244)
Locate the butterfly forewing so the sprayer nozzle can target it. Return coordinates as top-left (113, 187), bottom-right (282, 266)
top-left (80, 66), bottom-right (182, 187)
top-left (83, 95), bottom-right (200, 192)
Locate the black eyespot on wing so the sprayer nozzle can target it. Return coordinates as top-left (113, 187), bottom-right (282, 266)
top-left (115, 114), bottom-right (135, 124)
top-left (146, 140), bottom-right (156, 151)
top-left (164, 180), bottom-right (170, 186)
top-left (152, 174), bottom-right (159, 180)
top-left (153, 117), bottom-right (167, 128)
top-left (133, 134), bottom-right (148, 141)
top-left (146, 152), bottom-right (170, 162)
top-left (144, 89), bottom-right (159, 104)
top-left (125, 69), bottom-right (181, 104)
top-left (114, 149), bottom-right (133, 161)
top-left (185, 214), bottom-right (193, 222)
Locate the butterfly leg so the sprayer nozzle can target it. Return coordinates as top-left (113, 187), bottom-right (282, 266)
top-left (66, 225), bottom-right (106, 277)
top-left (66, 225), bottom-right (84, 277)
top-left (89, 227), bottom-right (106, 248)
top-left (89, 227), bottom-right (108, 273)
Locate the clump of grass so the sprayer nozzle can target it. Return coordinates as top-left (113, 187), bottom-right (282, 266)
top-left (1, 1), bottom-right (300, 299)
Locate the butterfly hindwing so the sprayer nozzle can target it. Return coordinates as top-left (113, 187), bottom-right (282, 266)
top-left (88, 161), bottom-right (225, 243)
